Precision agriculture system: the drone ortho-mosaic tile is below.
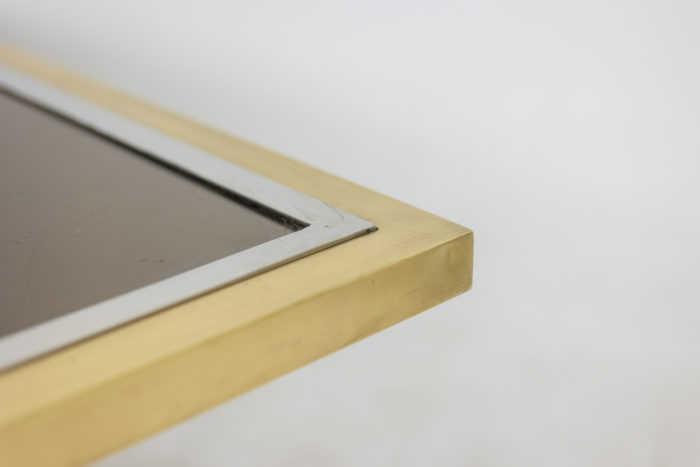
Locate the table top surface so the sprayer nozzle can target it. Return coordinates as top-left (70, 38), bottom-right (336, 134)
top-left (0, 91), bottom-right (293, 337)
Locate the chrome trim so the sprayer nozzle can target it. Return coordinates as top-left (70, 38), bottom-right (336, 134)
top-left (0, 64), bottom-right (376, 371)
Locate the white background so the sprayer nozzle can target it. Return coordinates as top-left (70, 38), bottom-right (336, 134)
top-left (2, 1), bottom-right (700, 465)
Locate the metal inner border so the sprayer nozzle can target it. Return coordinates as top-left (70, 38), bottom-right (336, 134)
top-left (0, 63), bottom-right (376, 371)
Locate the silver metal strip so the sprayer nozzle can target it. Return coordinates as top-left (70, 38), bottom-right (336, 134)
top-left (0, 63), bottom-right (376, 371)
